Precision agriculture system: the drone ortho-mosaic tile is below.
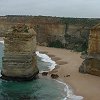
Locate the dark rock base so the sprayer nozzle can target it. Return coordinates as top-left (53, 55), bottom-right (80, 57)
top-left (42, 72), bottom-right (48, 76)
top-left (51, 74), bottom-right (59, 79)
top-left (79, 58), bottom-right (100, 77)
top-left (1, 71), bottom-right (39, 82)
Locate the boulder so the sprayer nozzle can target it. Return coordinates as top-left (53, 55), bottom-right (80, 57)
top-left (51, 74), bottom-right (59, 79)
top-left (42, 72), bottom-right (48, 76)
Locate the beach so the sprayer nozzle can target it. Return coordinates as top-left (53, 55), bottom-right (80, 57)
top-left (0, 37), bottom-right (100, 100)
top-left (37, 46), bottom-right (100, 100)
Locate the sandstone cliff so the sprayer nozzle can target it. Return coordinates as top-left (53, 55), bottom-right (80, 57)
top-left (79, 24), bottom-right (100, 76)
top-left (1, 24), bottom-right (39, 81)
top-left (0, 16), bottom-right (100, 51)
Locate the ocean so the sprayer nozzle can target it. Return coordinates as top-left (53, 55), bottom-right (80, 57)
top-left (0, 42), bottom-right (83, 100)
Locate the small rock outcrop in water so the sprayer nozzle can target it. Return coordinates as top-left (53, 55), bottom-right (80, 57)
top-left (42, 72), bottom-right (48, 76)
top-left (1, 24), bottom-right (39, 81)
top-left (79, 24), bottom-right (100, 76)
top-left (51, 74), bottom-right (59, 79)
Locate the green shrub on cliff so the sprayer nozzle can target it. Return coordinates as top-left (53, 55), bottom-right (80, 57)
top-left (64, 32), bottom-right (89, 52)
top-left (48, 40), bottom-right (64, 48)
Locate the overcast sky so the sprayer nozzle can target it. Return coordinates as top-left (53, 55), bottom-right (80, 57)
top-left (0, 0), bottom-right (100, 18)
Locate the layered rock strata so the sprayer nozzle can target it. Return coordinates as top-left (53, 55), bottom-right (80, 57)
top-left (79, 24), bottom-right (100, 76)
top-left (1, 24), bottom-right (39, 81)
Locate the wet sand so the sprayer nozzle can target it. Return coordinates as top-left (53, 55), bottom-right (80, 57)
top-left (37, 46), bottom-right (100, 100)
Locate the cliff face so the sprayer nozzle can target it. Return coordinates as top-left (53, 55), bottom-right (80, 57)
top-left (88, 25), bottom-right (100, 53)
top-left (35, 24), bottom-right (65, 46)
top-left (0, 16), bottom-right (100, 51)
top-left (1, 24), bottom-right (39, 81)
top-left (79, 24), bottom-right (100, 76)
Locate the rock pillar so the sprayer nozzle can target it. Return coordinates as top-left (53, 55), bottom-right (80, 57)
top-left (79, 24), bottom-right (100, 76)
top-left (1, 24), bottom-right (39, 81)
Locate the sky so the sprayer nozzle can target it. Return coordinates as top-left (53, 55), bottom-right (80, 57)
top-left (0, 0), bottom-right (100, 18)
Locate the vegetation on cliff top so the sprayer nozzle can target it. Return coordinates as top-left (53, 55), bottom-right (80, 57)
top-left (1, 15), bottom-right (100, 52)
top-left (5, 15), bottom-right (100, 27)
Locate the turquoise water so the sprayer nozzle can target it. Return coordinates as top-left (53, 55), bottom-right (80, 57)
top-left (0, 43), bottom-right (83, 100)
top-left (37, 56), bottom-right (51, 72)
top-left (0, 43), bottom-right (67, 100)
top-left (0, 78), bottom-right (67, 100)
top-left (0, 43), bottom-right (3, 69)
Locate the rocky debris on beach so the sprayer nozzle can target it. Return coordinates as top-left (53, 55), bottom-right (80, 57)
top-left (49, 69), bottom-right (58, 75)
top-left (51, 74), bottom-right (59, 79)
top-left (42, 72), bottom-right (48, 76)
top-left (79, 24), bottom-right (100, 76)
top-left (64, 75), bottom-right (70, 77)
top-left (1, 24), bottom-right (39, 81)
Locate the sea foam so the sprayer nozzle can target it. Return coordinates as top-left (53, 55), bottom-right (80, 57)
top-left (36, 51), bottom-right (83, 100)
top-left (56, 80), bottom-right (83, 100)
top-left (0, 41), bottom-right (4, 44)
top-left (0, 41), bottom-right (83, 100)
top-left (36, 51), bottom-right (57, 71)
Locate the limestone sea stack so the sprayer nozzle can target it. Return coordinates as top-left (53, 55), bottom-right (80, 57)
top-left (79, 24), bottom-right (100, 76)
top-left (1, 24), bottom-right (39, 81)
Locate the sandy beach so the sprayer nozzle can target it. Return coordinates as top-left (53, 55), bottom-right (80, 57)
top-left (37, 46), bottom-right (100, 100)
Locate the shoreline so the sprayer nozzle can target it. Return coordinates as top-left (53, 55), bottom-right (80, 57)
top-left (0, 37), bottom-right (4, 44)
top-left (37, 46), bottom-right (100, 100)
top-left (37, 51), bottom-right (83, 100)
top-left (0, 39), bottom-right (100, 99)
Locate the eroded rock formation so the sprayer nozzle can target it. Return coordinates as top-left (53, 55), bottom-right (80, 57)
top-left (79, 24), bottom-right (100, 76)
top-left (0, 16), bottom-right (90, 51)
top-left (1, 24), bottom-right (39, 81)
